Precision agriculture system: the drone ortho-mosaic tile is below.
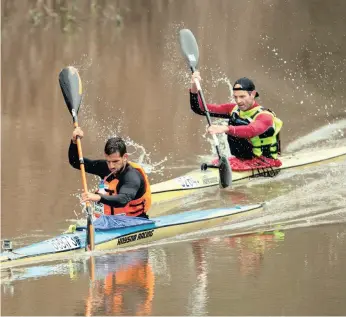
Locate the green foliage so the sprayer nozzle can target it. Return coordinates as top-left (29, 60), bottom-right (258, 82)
top-left (23, 0), bottom-right (125, 33)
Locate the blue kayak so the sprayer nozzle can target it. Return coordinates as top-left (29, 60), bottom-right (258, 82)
top-left (0, 204), bottom-right (263, 268)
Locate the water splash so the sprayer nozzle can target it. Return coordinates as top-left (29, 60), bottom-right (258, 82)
top-left (161, 23), bottom-right (239, 162)
top-left (212, 76), bottom-right (235, 102)
top-left (258, 34), bottom-right (346, 119)
top-left (64, 57), bottom-right (169, 217)
top-left (285, 119), bottom-right (346, 152)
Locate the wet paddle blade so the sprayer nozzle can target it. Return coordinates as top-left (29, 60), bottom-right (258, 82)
top-left (219, 155), bottom-right (232, 188)
top-left (179, 29), bottom-right (199, 71)
top-left (59, 66), bottom-right (83, 118)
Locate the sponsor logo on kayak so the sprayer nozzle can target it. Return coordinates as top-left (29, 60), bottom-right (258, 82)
top-left (117, 230), bottom-right (154, 246)
top-left (176, 176), bottom-right (199, 188)
top-left (51, 235), bottom-right (81, 251)
top-left (202, 175), bottom-right (218, 185)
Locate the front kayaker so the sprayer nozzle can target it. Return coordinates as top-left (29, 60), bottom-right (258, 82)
top-left (68, 127), bottom-right (151, 218)
top-left (190, 72), bottom-right (283, 169)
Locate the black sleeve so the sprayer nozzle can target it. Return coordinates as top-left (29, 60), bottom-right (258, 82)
top-left (68, 141), bottom-right (110, 178)
top-left (99, 169), bottom-right (142, 208)
top-left (190, 92), bottom-right (231, 119)
top-left (190, 91), bottom-right (206, 116)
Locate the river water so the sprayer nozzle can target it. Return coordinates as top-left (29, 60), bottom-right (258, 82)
top-left (1, 0), bottom-right (346, 315)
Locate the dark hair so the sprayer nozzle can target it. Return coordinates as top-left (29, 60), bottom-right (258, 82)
top-left (104, 137), bottom-right (127, 156)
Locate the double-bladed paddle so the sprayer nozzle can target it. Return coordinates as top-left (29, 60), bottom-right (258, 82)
top-left (179, 29), bottom-right (232, 188)
top-left (59, 66), bottom-right (95, 251)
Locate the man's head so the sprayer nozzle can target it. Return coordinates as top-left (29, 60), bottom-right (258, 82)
top-left (233, 77), bottom-right (259, 111)
top-left (104, 137), bottom-right (128, 173)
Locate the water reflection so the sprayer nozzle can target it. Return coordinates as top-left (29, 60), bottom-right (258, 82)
top-left (224, 232), bottom-right (283, 277)
top-left (83, 232), bottom-right (284, 315)
top-left (0, 224), bottom-right (341, 315)
top-left (4, 226), bottom-right (346, 316)
top-left (84, 250), bottom-right (154, 316)
top-left (0, 230), bottom-right (284, 315)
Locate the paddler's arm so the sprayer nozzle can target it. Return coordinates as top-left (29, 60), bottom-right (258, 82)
top-left (68, 127), bottom-right (109, 177)
top-left (190, 92), bottom-right (236, 117)
top-left (68, 141), bottom-right (109, 176)
top-left (207, 113), bottom-right (274, 138)
top-left (227, 113), bottom-right (274, 138)
top-left (98, 170), bottom-right (142, 207)
top-left (190, 71), bottom-right (236, 118)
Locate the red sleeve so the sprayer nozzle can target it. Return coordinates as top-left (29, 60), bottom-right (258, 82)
top-left (198, 94), bottom-right (236, 114)
top-left (227, 113), bottom-right (273, 138)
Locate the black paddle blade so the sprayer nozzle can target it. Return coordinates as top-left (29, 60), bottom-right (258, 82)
top-left (179, 29), bottom-right (199, 71)
top-left (59, 66), bottom-right (83, 118)
top-left (219, 155), bottom-right (232, 188)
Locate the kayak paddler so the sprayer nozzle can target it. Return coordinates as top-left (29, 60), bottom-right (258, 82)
top-left (189, 72), bottom-right (283, 170)
top-left (68, 127), bottom-right (151, 218)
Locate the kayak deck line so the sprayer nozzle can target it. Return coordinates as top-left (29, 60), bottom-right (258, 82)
top-left (0, 204), bottom-right (263, 269)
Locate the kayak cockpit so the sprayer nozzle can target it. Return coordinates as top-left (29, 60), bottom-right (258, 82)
top-left (75, 215), bottom-right (155, 231)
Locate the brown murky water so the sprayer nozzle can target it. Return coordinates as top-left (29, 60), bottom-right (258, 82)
top-left (2, 225), bottom-right (346, 316)
top-left (1, 0), bottom-right (346, 315)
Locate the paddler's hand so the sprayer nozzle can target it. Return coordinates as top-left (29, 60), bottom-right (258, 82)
top-left (191, 71), bottom-right (202, 94)
top-left (72, 127), bottom-right (84, 144)
top-left (207, 125), bottom-right (229, 135)
top-left (81, 192), bottom-right (101, 203)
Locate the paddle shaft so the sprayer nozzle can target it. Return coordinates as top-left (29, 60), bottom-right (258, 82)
top-left (59, 66), bottom-right (96, 249)
top-left (74, 124), bottom-right (89, 193)
top-left (72, 119), bottom-right (95, 251)
top-left (179, 28), bottom-right (232, 187)
top-left (191, 67), bottom-right (222, 158)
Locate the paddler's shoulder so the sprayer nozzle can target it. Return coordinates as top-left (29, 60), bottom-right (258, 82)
top-left (124, 163), bottom-right (145, 179)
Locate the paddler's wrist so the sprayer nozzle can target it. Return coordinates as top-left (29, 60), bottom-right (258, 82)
top-left (98, 195), bottom-right (106, 204)
top-left (227, 125), bottom-right (236, 135)
top-left (95, 194), bottom-right (101, 202)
